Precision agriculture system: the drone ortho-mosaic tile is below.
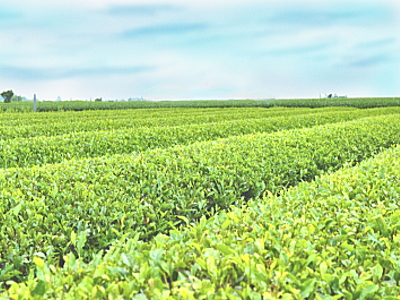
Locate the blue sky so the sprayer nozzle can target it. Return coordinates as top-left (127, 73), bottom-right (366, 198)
top-left (0, 0), bottom-right (399, 100)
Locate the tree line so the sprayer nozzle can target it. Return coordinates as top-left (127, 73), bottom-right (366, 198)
top-left (1, 90), bottom-right (24, 103)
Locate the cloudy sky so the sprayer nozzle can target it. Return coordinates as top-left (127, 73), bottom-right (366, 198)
top-left (0, 0), bottom-right (399, 100)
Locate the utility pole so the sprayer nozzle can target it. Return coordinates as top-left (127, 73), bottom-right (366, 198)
top-left (34, 94), bottom-right (37, 112)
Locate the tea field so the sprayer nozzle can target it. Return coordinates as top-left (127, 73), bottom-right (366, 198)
top-left (1, 97), bottom-right (399, 113)
top-left (0, 100), bottom-right (400, 299)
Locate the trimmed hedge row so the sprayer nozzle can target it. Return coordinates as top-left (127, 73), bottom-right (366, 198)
top-left (1, 97), bottom-right (399, 112)
top-left (1, 115), bottom-right (400, 284)
top-left (5, 143), bottom-right (400, 299)
top-left (0, 107), bottom-right (342, 140)
top-left (0, 107), bottom-right (399, 168)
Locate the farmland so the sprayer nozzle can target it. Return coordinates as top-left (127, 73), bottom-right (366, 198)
top-left (0, 97), bottom-right (399, 113)
top-left (1, 99), bottom-right (400, 299)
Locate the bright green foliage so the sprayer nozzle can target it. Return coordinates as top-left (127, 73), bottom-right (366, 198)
top-left (0, 106), bottom-right (351, 140)
top-left (4, 144), bottom-right (400, 299)
top-left (0, 107), bottom-right (399, 168)
top-left (0, 103), bottom-right (400, 298)
top-left (1, 114), bottom-right (400, 283)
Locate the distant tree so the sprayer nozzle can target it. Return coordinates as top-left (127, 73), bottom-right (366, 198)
top-left (1, 90), bottom-right (14, 103)
top-left (94, 97), bottom-right (102, 102)
top-left (11, 95), bottom-right (23, 102)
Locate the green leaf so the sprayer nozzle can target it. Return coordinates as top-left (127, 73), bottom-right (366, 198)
top-left (300, 278), bottom-right (316, 297)
top-left (77, 231), bottom-right (87, 257)
top-left (70, 231), bottom-right (77, 245)
top-left (176, 215), bottom-right (190, 226)
top-left (77, 277), bottom-right (94, 294)
top-left (150, 249), bottom-right (163, 262)
top-left (216, 244), bottom-right (235, 255)
top-left (121, 253), bottom-right (132, 267)
top-left (320, 262), bottom-right (327, 275)
top-left (12, 203), bottom-right (22, 216)
top-left (31, 280), bottom-right (46, 296)
top-left (33, 257), bottom-right (45, 270)
top-left (341, 242), bottom-right (355, 252)
top-left (372, 264), bottom-right (383, 282)
top-left (359, 284), bottom-right (379, 300)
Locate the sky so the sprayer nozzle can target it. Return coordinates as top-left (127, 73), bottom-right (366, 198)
top-left (0, 0), bottom-right (399, 100)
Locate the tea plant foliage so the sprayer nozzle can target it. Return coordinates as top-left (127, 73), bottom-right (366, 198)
top-left (0, 102), bottom-right (399, 299)
top-left (5, 143), bottom-right (400, 299)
